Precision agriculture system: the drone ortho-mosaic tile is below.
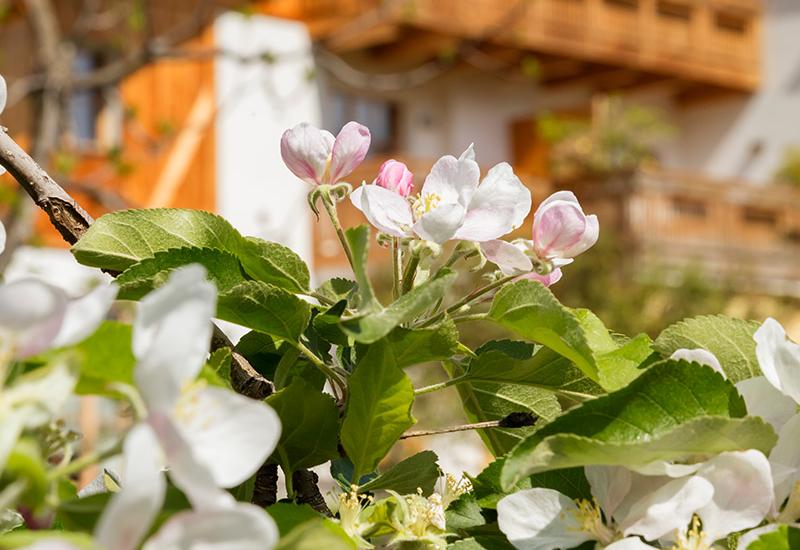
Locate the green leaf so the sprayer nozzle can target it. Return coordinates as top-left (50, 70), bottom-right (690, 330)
top-left (316, 278), bottom-right (357, 305)
top-left (469, 460), bottom-right (531, 509)
top-left (217, 281), bottom-right (311, 343)
top-left (71, 208), bottom-right (244, 272)
top-left (358, 451), bottom-right (440, 495)
top-left (275, 517), bottom-right (357, 550)
top-left (362, 319), bottom-right (460, 368)
top-left (268, 503), bottom-right (320, 536)
top-left (205, 347), bottom-right (232, 385)
top-left (341, 270), bottom-right (457, 344)
top-left (488, 280), bottom-right (598, 381)
top-left (234, 331), bottom-right (325, 391)
top-left (345, 225), bottom-right (378, 310)
top-left (654, 314), bottom-right (761, 382)
top-left (463, 344), bottom-right (603, 401)
top-left (71, 321), bottom-right (135, 395)
top-left (239, 237), bottom-right (310, 293)
top-left (745, 525), bottom-right (800, 549)
top-left (596, 333), bottom-right (653, 391)
top-left (266, 379), bottom-right (340, 473)
top-left (0, 531), bottom-right (94, 549)
top-left (445, 494), bottom-right (486, 532)
top-left (341, 342), bottom-right (415, 481)
top-left (500, 360), bottom-right (778, 489)
top-left (116, 248), bottom-right (245, 300)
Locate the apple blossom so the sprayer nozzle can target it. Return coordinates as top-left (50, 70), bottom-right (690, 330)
top-left (497, 451), bottom-right (773, 550)
top-left (94, 265), bottom-right (281, 550)
top-left (375, 159), bottom-right (414, 197)
top-left (351, 145), bottom-right (531, 245)
top-left (479, 239), bottom-right (563, 287)
top-left (281, 121), bottom-right (371, 186)
top-left (0, 75), bottom-right (6, 176)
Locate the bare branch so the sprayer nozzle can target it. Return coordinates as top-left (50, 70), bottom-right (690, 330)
top-left (399, 412), bottom-right (537, 439)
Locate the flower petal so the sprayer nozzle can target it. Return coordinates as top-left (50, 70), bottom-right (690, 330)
top-left (480, 240), bottom-right (532, 276)
top-left (147, 412), bottom-right (234, 510)
top-left (51, 283), bottom-right (118, 348)
top-left (95, 423), bottom-right (166, 550)
top-left (143, 503), bottom-right (279, 550)
top-left (533, 199), bottom-right (587, 256)
top-left (328, 121), bottom-right (371, 184)
top-left (735, 376), bottom-right (797, 431)
top-left (455, 163), bottom-right (532, 242)
top-left (420, 152), bottom-right (480, 208)
top-left (754, 317), bottom-right (800, 404)
top-left (518, 268), bottom-right (563, 287)
top-left (769, 413), bottom-right (800, 507)
top-left (134, 265), bottom-right (217, 412)
top-left (585, 465), bottom-right (632, 518)
top-left (561, 214), bottom-right (599, 258)
top-left (175, 386), bottom-right (281, 488)
top-left (670, 349), bottom-right (724, 377)
top-left (695, 450), bottom-right (774, 542)
top-left (280, 123), bottom-right (335, 186)
top-left (352, 184), bottom-right (414, 238)
top-left (497, 488), bottom-right (592, 550)
top-left (0, 75), bottom-right (6, 115)
top-left (414, 202), bottom-right (466, 244)
top-left (0, 279), bottom-right (67, 358)
top-left (621, 475), bottom-right (714, 541)
top-left (0, 220), bottom-right (6, 255)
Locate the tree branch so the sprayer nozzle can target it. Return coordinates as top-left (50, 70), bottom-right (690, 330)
top-left (292, 469), bottom-right (331, 517)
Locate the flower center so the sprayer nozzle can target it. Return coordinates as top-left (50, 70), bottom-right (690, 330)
top-left (413, 192), bottom-right (442, 218)
top-left (570, 499), bottom-right (615, 544)
top-left (671, 516), bottom-right (711, 550)
top-left (173, 380), bottom-right (209, 426)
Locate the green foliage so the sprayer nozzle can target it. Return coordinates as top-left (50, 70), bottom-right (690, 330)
top-left (500, 360), bottom-right (777, 489)
top-left (217, 281), bottom-right (311, 343)
top-left (344, 225), bottom-right (378, 310)
top-left (377, 319), bottom-right (460, 368)
top-left (69, 321), bottom-right (135, 395)
top-left (341, 342), bottom-right (416, 482)
top-left (274, 517), bottom-right (357, 549)
top-left (358, 450), bottom-right (440, 496)
top-left (266, 379), bottom-right (340, 474)
top-left (654, 314), bottom-right (761, 382)
top-left (745, 525), bottom-right (800, 549)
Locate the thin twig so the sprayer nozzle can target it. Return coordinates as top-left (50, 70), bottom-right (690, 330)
top-left (399, 413), bottom-right (536, 439)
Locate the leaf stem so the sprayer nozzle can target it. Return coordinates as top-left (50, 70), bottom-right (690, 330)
top-left (391, 237), bottom-right (402, 300)
top-left (420, 274), bottom-right (516, 327)
top-left (414, 375), bottom-right (469, 395)
top-left (401, 248), bottom-right (421, 295)
top-left (293, 340), bottom-right (346, 394)
top-left (320, 187), bottom-right (355, 272)
top-left (47, 441), bottom-right (122, 481)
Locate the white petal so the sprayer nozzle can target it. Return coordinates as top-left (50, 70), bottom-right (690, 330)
top-left (560, 214), bottom-right (599, 258)
top-left (627, 461), bottom-right (703, 478)
top-left (280, 123), bottom-right (335, 186)
top-left (0, 75), bottom-right (7, 115)
top-left (5, 360), bottom-right (77, 431)
top-left (51, 283), bottom-right (117, 348)
top-left (695, 450), bottom-right (774, 542)
top-left (95, 423), bottom-right (166, 550)
top-left (0, 279), bottom-right (67, 358)
top-left (353, 184), bottom-right (414, 238)
top-left (621, 476), bottom-right (714, 541)
top-left (735, 376), bottom-right (797, 431)
top-left (585, 465), bottom-right (632, 518)
top-left (175, 386), bottom-right (281, 488)
top-left (143, 503), bottom-right (279, 550)
top-left (480, 240), bottom-right (532, 276)
top-left (497, 488), bottom-right (593, 550)
top-left (459, 143), bottom-right (476, 162)
top-left (735, 524), bottom-right (787, 550)
top-left (769, 413), bottom-right (800, 507)
top-left (754, 317), bottom-right (800, 403)
top-left (148, 411), bottom-right (234, 510)
top-left (0, 220), bottom-right (6, 256)
top-left (134, 265), bottom-right (216, 411)
top-left (414, 202), bottom-right (466, 244)
top-left (15, 542), bottom-right (81, 550)
top-left (454, 163), bottom-right (532, 242)
top-left (538, 190), bottom-right (580, 210)
top-left (328, 122), bottom-right (371, 184)
top-left (605, 538), bottom-right (658, 550)
top-left (420, 153), bottom-right (480, 208)
top-left (670, 349), bottom-right (724, 377)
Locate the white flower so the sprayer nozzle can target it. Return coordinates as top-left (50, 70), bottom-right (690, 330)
top-left (497, 451), bottom-right (772, 549)
top-left (281, 121), bottom-right (371, 186)
top-left (0, 75), bottom-right (6, 176)
top-left (94, 265), bottom-right (281, 550)
top-left (351, 145), bottom-right (531, 245)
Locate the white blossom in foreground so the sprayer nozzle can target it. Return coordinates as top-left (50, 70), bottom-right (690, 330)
top-left (93, 265), bottom-right (281, 550)
top-left (351, 145), bottom-right (531, 245)
top-left (481, 191), bottom-right (598, 283)
top-left (0, 75), bottom-right (6, 176)
top-left (497, 451), bottom-right (772, 549)
top-left (281, 121), bottom-right (371, 186)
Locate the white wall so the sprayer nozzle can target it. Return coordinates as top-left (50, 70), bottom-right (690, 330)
top-left (214, 13), bottom-right (318, 268)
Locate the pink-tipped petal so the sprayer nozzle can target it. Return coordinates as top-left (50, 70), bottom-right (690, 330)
top-left (280, 123), bottom-right (335, 186)
top-left (518, 268), bottom-right (563, 287)
top-left (480, 240), bottom-right (532, 276)
top-left (328, 121), bottom-right (371, 184)
top-left (561, 213), bottom-right (599, 258)
top-left (533, 199), bottom-right (587, 257)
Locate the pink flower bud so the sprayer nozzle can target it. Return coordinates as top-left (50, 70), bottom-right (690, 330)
top-left (532, 191), bottom-right (598, 261)
top-left (374, 159), bottom-right (414, 197)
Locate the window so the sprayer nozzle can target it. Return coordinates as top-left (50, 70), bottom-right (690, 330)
top-left (70, 51), bottom-right (100, 142)
top-left (715, 12), bottom-right (748, 34)
top-left (604, 0), bottom-right (638, 9)
top-left (672, 197), bottom-right (707, 218)
top-left (657, 1), bottom-right (691, 21)
top-left (325, 91), bottom-right (398, 154)
top-left (742, 207), bottom-right (777, 226)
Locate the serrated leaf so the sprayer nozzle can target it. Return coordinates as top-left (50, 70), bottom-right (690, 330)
top-left (239, 237), bottom-right (310, 293)
top-left (71, 208), bottom-right (243, 272)
top-left (341, 270), bottom-right (457, 343)
top-left (344, 225), bottom-right (378, 310)
top-left (745, 525), bottom-right (800, 549)
top-left (654, 314), bottom-right (761, 382)
top-left (266, 379), bottom-right (340, 473)
top-left (596, 333), bottom-right (653, 391)
top-left (488, 280), bottom-right (598, 381)
top-left (316, 278), bottom-right (357, 305)
top-left (445, 494), bottom-right (486, 532)
top-left (116, 248), bottom-right (245, 300)
top-left (233, 331), bottom-right (325, 391)
top-left (341, 342), bottom-right (415, 481)
top-left (358, 451), bottom-right (440, 495)
top-left (361, 319), bottom-right (460, 368)
top-left (500, 360), bottom-right (777, 489)
top-left (217, 281), bottom-right (311, 343)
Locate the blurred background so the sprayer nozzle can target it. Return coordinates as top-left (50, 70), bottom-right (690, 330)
top-left (2, 0), bottom-right (800, 481)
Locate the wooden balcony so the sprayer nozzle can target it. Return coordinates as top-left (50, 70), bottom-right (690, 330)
top-left (261, 0), bottom-right (761, 93)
